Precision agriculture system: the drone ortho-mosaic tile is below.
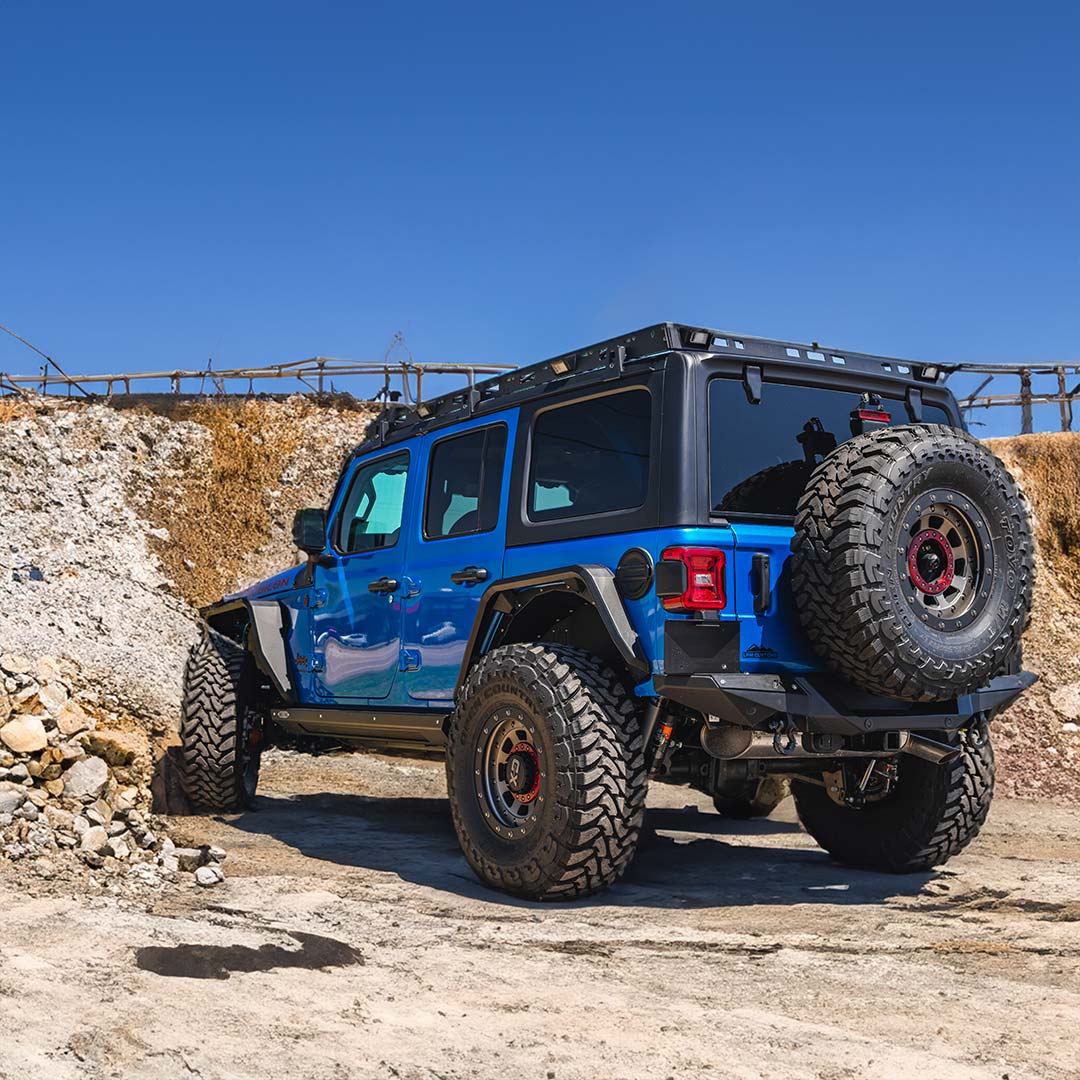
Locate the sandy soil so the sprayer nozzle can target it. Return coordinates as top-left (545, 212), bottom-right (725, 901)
top-left (0, 749), bottom-right (1078, 1080)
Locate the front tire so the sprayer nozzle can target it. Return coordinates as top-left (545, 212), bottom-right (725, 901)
top-left (446, 644), bottom-right (647, 901)
top-left (791, 729), bottom-right (994, 872)
top-left (179, 629), bottom-right (262, 812)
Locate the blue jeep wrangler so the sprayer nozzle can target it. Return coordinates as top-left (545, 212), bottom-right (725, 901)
top-left (181, 323), bottom-right (1035, 900)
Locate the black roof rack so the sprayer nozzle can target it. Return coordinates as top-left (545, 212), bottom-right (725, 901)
top-left (358, 321), bottom-right (946, 452)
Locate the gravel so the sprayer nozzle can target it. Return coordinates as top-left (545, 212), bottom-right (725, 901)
top-left (0, 400), bottom-right (204, 728)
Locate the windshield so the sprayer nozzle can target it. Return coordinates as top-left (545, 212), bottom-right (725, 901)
top-left (708, 378), bottom-right (954, 518)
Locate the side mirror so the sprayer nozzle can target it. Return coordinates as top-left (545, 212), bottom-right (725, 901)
top-left (292, 508), bottom-right (327, 556)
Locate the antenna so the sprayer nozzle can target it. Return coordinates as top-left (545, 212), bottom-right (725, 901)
top-left (0, 322), bottom-right (89, 396)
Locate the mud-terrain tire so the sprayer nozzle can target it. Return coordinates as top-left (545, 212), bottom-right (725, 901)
top-left (712, 776), bottom-right (789, 819)
top-left (792, 424), bottom-right (1033, 701)
top-left (791, 730), bottom-right (994, 872)
top-left (446, 644), bottom-right (647, 901)
top-left (179, 629), bottom-right (261, 812)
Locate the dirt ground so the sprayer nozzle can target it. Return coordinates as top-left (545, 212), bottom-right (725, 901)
top-left (0, 750), bottom-right (1078, 1080)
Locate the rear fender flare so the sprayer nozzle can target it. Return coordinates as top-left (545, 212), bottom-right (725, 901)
top-left (201, 597), bottom-right (295, 704)
top-left (454, 565), bottom-right (649, 697)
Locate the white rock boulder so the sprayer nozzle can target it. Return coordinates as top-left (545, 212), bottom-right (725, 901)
top-left (62, 756), bottom-right (110, 800)
top-left (0, 714), bottom-right (48, 754)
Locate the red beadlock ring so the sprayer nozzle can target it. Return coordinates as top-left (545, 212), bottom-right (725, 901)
top-left (508, 741), bottom-right (540, 804)
top-left (907, 528), bottom-right (955, 595)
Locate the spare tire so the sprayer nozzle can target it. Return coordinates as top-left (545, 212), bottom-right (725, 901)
top-left (791, 423), bottom-right (1034, 702)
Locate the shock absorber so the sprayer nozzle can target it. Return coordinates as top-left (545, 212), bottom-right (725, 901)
top-left (646, 703), bottom-right (678, 776)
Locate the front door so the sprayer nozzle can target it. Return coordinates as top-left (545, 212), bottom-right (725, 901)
top-left (403, 420), bottom-right (511, 704)
top-left (313, 450), bottom-right (412, 701)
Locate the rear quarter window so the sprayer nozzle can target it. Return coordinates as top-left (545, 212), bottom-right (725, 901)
top-left (528, 389), bottom-right (652, 522)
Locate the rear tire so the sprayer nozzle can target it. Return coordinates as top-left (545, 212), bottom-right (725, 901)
top-left (791, 730), bottom-right (994, 872)
top-left (179, 629), bottom-right (261, 812)
top-left (446, 643), bottom-right (647, 901)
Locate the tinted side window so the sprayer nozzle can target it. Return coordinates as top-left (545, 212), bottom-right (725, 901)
top-left (708, 378), bottom-right (954, 518)
top-left (424, 425), bottom-right (507, 540)
top-left (528, 390), bottom-right (651, 522)
top-left (338, 452), bottom-right (409, 553)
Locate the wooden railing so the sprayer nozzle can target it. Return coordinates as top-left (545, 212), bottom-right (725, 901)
top-left (0, 356), bottom-right (515, 409)
top-left (2, 348), bottom-right (1077, 434)
top-left (949, 363), bottom-right (1080, 433)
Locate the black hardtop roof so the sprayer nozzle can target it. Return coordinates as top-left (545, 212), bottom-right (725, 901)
top-left (358, 321), bottom-right (950, 455)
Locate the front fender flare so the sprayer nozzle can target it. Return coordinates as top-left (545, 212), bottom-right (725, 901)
top-left (201, 597), bottom-right (295, 704)
top-left (454, 565), bottom-right (649, 696)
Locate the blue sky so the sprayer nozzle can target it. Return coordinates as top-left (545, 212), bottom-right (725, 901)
top-left (1, 4), bottom-right (1077, 435)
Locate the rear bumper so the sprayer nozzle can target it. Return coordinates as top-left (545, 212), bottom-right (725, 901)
top-left (652, 671), bottom-right (1037, 736)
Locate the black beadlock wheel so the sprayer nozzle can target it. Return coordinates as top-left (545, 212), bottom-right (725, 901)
top-left (791, 729), bottom-right (995, 872)
top-left (179, 629), bottom-right (262, 812)
top-left (445, 643), bottom-right (647, 901)
top-left (791, 423), bottom-right (1034, 702)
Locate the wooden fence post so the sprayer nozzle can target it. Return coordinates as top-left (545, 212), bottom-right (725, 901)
top-left (1020, 369), bottom-right (1033, 434)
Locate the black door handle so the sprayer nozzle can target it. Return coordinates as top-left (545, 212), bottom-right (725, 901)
top-left (450, 566), bottom-right (489, 585)
top-left (367, 576), bottom-right (400, 594)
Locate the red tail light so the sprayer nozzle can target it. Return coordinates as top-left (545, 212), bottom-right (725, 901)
top-left (659, 546), bottom-right (727, 611)
top-left (856, 408), bottom-right (891, 423)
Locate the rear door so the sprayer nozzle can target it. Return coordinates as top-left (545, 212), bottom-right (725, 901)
top-left (402, 417), bottom-right (513, 704)
top-left (312, 450), bottom-right (412, 701)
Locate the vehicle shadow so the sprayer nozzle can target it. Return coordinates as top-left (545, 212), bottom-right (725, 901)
top-left (224, 790), bottom-right (938, 911)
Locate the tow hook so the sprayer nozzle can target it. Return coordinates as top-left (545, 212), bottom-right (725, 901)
top-left (770, 717), bottom-right (798, 756)
top-left (967, 714), bottom-right (990, 749)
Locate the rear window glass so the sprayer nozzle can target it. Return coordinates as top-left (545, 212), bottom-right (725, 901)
top-left (529, 390), bottom-right (651, 521)
top-left (709, 379), bottom-right (953, 518)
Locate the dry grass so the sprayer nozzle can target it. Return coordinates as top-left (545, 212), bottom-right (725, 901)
top-left (987, 433), bottom-right (1080, 601)
top-left (146, 400), bottom-right (307, 606)
top-left (0, 396), bottom-right (42, 423)
top-left (143, 397), bottom-right (374, 607)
